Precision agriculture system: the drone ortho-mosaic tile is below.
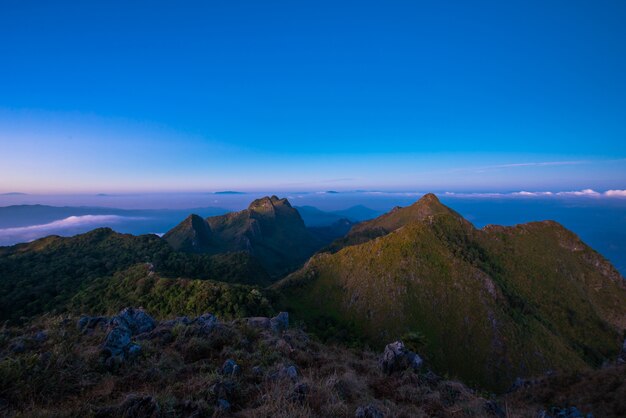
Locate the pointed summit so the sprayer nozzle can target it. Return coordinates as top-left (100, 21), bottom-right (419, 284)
top-left (323, 193), bottom-right (469, 253)
top-left (248, 195), bottom-right (293, 212)
top-left (417, 192), bottom-right (440, 203)
top-left (163, 214), bottom-right (212, 252)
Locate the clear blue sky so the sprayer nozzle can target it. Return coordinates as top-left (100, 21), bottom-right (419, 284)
top-left (1, 0), bottom-right (625, 193)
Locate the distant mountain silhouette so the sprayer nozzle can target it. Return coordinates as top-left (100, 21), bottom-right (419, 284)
top-left (164, 196), bottom-right (328, 276)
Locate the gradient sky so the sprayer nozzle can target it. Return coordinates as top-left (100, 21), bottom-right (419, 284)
top-left (1, 0), bottom-right (625, 193)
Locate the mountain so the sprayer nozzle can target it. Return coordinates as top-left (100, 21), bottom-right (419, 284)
top-left (308, 218), bottom-right (355, 243)
top-left (295, 205), bottom-right (345, 226)
top-left (0, 228), bottom-right (270, 323)
top-left (331, 204), bottom-right (383, 222)
top-left (161, 214), bottom-right (213, 252)
top-left (296, 204), bottom-right (382, 227)
top-left (277, 193), bottom-right (626, 390)
top-left (164, 196), bottom-right (325, 276)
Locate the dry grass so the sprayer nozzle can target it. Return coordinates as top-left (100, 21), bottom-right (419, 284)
top-left (0, 313), bottom-right (609, 417)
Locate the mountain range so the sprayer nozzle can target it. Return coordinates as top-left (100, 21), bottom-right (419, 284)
top-left (0, 193), bottom-right (624, 396)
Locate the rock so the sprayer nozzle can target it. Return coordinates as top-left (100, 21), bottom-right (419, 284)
top-left (102, 326), bottom-right (132, 358)
top-left (380, 341), bottom-right (423, 375)
top-left (221, 359), bottom-right (241, 376)
top-left (128, 343), bottom-right (142, 358)
top-left (194, 313), bottom-right (218, 333)
top-left (270, 312), bottom-right (289, 332)
top-left (33, 330), bottom-right (48, 343)
top-left (546, 406), bottom-right (592, 418)
top-left (270, 364), bottom-right (299, 381)
top-left (285, 365), bottom-right (298, 380)
top-left (246, 317), bottom-right (271, 329)
top-left (110, 307), bottom-right (156, 335)
top-left (217, 398), bottom-right (231, 411)
top-left (355, 404), bottom-right (384, 418)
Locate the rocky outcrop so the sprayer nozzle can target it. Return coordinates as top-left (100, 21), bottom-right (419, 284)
top-left (380, 341), bottom-right (423, 375)
top-left (271, 311), bottom-right (289, 332)
top-left (99, 308), bottom-right (156, 368)
top-left (221, 359), bottom-right (241, 376)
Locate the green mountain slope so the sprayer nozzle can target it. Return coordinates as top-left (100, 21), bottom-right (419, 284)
top-left (164, 196), bottom-right (324, 277)
top-left (0, 228), bottom-right (270, 323)
top-left (276, 194), bottom-right (626, 390)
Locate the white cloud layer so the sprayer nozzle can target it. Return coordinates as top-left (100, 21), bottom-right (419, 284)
top-left (605, 189), bottom-right (626, 197)
top-left (0, 215), bottom-right (139, 246)
top-left (444, 189), bottom-right (626, 199)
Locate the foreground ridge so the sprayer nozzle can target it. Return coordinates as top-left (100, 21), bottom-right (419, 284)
top-left (2, 306), bottom-right (619, 417)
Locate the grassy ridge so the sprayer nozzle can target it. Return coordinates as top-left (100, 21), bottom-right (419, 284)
top-left (277, 197), bottom-right (626, 391)
top-left (0, 228), bottom-right (270, 323)
top-left (70, 264), bottom-right (276, 320)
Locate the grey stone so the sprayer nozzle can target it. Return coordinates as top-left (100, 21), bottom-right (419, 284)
top-left (380, 340), bottom-right (423, 375)
top-left (195, 313), bottom-right (218, 333)
top-left (33, 330), bottom-right (48, 343)
top-left (103, 326), bottom-right (132, 357)
top-left (270, 312), bottom-right (289, 332)
top-left (110, 307), bottom-right (156, 335)
top-left (221, 359), bottom-right (241, 376)
top-left (217, 398), bottom-right (231, 411)
top-left (128, 343), bottom-right (142, 357)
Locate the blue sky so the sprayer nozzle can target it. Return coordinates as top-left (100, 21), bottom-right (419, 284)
top-left (1, 0), bottom-right (625, 193)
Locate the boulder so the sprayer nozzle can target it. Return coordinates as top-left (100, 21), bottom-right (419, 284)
top-left (221, 359), bottom-right (241, 376)
top-left (355, 404), bottom-right (384, 418)
top-left (194, 313), bottom-right (218, 333)
top-left (270, 364), bottom-right (299, 381)
top-left (217, 398), bottom-right (231, 411)
top-left (102, 326), bottom-right (132, 358)
top-left (110, 307), bottom-right (156, 335)
top-left (380, 341), bottom-right (423, 375)
top-left (33, 330), bottom-right (48, 343)
top-left (271, 312), bottom-right (289, 332)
